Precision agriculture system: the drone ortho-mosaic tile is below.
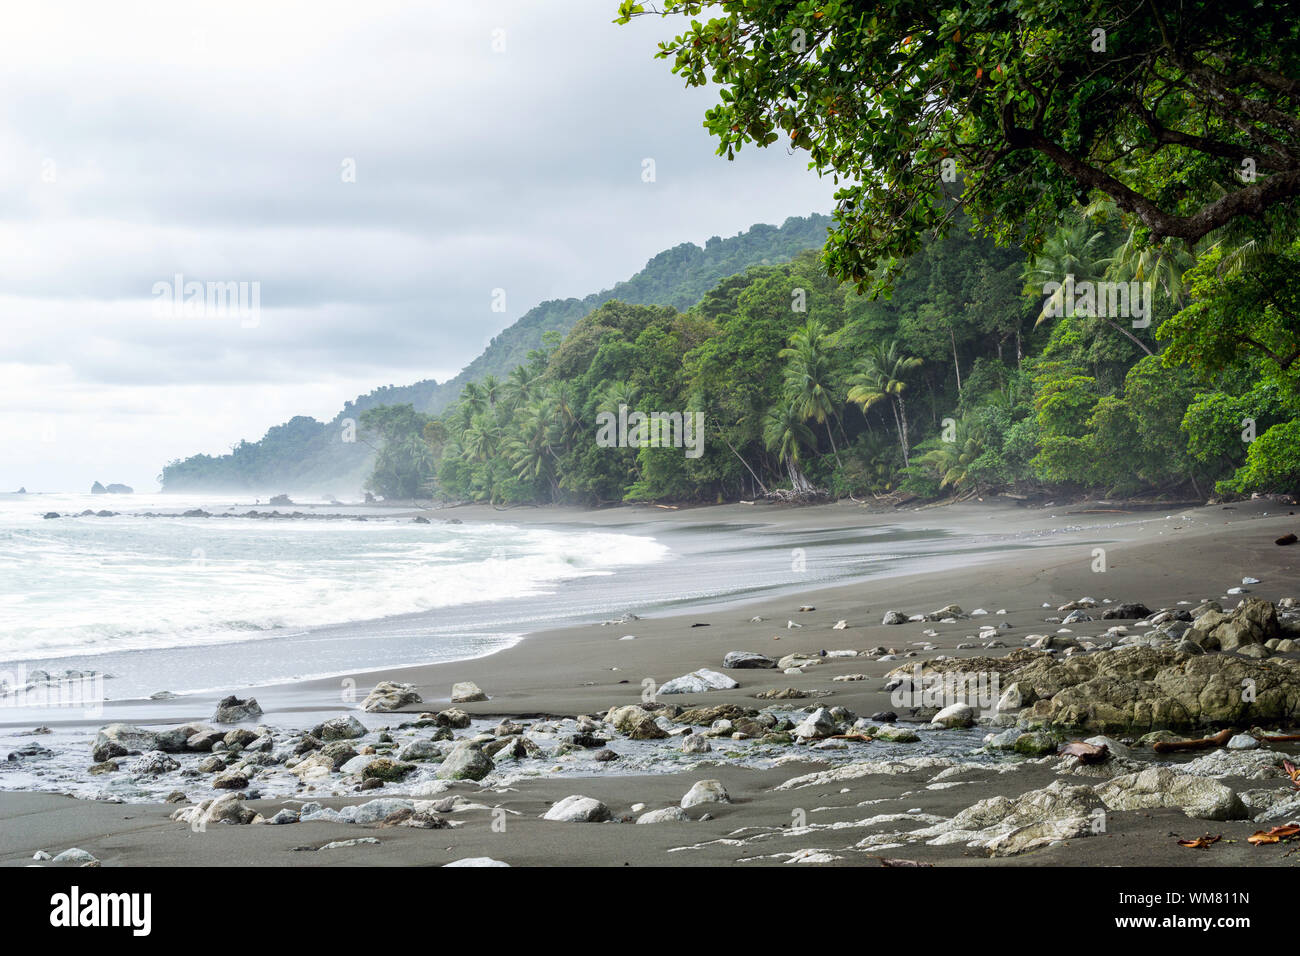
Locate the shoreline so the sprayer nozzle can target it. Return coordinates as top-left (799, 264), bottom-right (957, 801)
top-left (3, 497), bottom-right (1299, 866)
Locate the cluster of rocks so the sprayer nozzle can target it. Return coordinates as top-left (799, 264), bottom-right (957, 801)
top-left (890, 597), bottom-right (1300, 734)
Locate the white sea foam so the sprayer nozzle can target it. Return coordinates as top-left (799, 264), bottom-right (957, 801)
top-left (0, 493), bottom-right (668, 660)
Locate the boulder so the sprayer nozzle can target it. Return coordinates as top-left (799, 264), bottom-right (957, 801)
top-left (450, 681), bottom-right (488, 703)
top-left (91, 724), bottom-right (158, 762)
top-left (681, 733), bottom-right (711, 754)
top-left (722, 651), bottom-right (776, 669)
top-left (658, 669), bottom-right (739, 695)
top-left (1096, 767), bottom-right (1247, 820)
top-left (362, 681), bottom-right (422, 712)
top-left (932, 703), bottom-right (976, 728)
top-left (212, 696), bottom-right (262, 723)
top-left (435, 742), bottom-right (493, 781)
top-left (637, 806), bottom-right (689, 824)
top-left (311, 715), bottom-right (367, 741)
top-left (793, 708), bottom-right (837, 740)
top-left (542, 795), bottom-right (612, 822)
top-left (680, 779), bottom-right (730, 808)
top-left (126, 751), bottom-right (179, 776)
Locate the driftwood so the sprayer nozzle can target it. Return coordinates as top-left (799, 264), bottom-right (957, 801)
top-left (1151, 728), bottom-right (1234, 753)
top-left (1058, 741), bottom-right (1109, 763)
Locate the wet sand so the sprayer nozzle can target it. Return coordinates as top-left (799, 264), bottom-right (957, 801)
top-left (2, 497), bottom-right (1298, 867)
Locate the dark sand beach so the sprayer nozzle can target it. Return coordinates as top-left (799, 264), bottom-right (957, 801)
top-left (3, 498), bottom-right (1299, 867)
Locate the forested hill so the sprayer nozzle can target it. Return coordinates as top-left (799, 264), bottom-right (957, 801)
top-left (158, 214), bottom-right (831, 493)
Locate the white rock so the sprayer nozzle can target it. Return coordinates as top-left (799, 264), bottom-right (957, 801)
top-left (658, 668), bottom-right (739, 694)
top-left (681, 779), bottom-right (731, 808)
top-left (637, 806), bottom-right (689, 824)
top-left (450, 681), bottom-right (488, 703)
top-left (542, 795), bottom-right (612, 822)
top-left (444, 857), bottom-right (510, 867)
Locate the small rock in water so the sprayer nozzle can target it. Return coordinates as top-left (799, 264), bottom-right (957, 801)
top-left (1226, 734), bottom-right (1260, 751)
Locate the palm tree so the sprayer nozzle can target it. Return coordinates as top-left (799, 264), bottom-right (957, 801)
top-left (462, 415), bottom-right (500, 464)
top-left (502, 365), bottom-right (538, 409)
top-left (763, 400), bottom-right (816, 493)
top-left (917, 419), bottom-right (982, 494)
top-left (1025, 218), bottom-right (1154, 355)
top-left (505, 401), bottom-right (559, 500)
top-left (779, 318), bottom-right (843, 467)
top-left (457, 381), bottom-right (489, 423)
top-left (480, 375), bottom-right (502, 409)
top-left (847, 340), bottom-right (923, 466)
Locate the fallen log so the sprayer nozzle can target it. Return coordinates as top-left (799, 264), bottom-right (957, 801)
top-left (1152, 728), bottom-right (1234, 753)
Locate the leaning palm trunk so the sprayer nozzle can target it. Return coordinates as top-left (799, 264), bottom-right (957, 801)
top-left (786, 458), bottom-right (813, 494)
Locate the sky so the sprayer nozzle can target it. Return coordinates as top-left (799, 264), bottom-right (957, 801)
top-left (0, 1), bottom-right (837, 493)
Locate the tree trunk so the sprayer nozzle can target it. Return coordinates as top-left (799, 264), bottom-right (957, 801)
top-left (951, 327), bottom-right (963, 394)
top-left (896, 395), bottom-right (911, 467)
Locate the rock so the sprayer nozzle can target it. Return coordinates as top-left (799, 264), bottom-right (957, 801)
top-left (435, 742), bottom-right (494, 781)
top-left (311, 715), bottom-right (367, 741)
top-left (267, 809), bottom-right (299, 825)
top-left (874, 725), bottom-right (920, 743)
top-left (1013, 732), bottom-right (1058, 756)
top-left (212, 696), bottom-right (262, 723)
top-left (1096, 767), bottom-right (1247, 820)
top-left (91, 723), bottom-right (160, 762)
top-left (637, 806), bottom-right (689, 824)
top-left (362, 758), bottom-right (415, 782)
top-left (88, 760), bottom-right (119, 775)
top-left (1227, 734), bottom-right (1260, 751)
top-left (435, 708), bottom-right (472, 729)
top-left (450, 681), bottom-right (489, 703)
top-left (793, 707), bottom-right (837, 740)
top-left (681, 733), bottom-right (711, 754)
top-left (672, 704), bottom-right (758, 725)
top-left (1009, 643), bottom-right (1300, 734)
top-left (722, 651), bottom-right (776, 669)
top-left (223, 728), bottom-right (257, 749)
top-left (1100, 603), bottom-right (1152, 620)
top-left (753, 687), bottom-right (807, 700)
top-left (607, 705), bottom-right (668, 739)
top-left (186, 730), bottom-right (225, 752)
top-left (542, 795), bottom-right (612, 822)
top-left (444, 857), bottom-right (510, 867)
top-left (212, 769), bottom-right (250, 790)
top-left (658, 669), bottom-right (739, 695)
top-left (777, 653), bottom-right (821, 670)
top-left (398, 739), bottom-right (442, 761)
top-left (680, 779), bottom-right (730, 808)
top-left (362, 680), bottom-right (422, 712)
top-left (126, 751), bottom-right (180, 776)
top-left (882, 610), bottom-right (908, 626)
top-left (932, 703), bottom-right (976, 728)
top-left (52, 848), bottom-right (98, 864)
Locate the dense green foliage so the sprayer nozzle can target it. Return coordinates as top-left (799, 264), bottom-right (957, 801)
top-left (159, 216), bottom-right (830, 493)
top-left (357, 1), bottom-right (1300, 504)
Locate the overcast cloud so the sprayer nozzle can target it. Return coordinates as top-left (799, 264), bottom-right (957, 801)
top-left (1, 0), bottom-right (836, 492)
